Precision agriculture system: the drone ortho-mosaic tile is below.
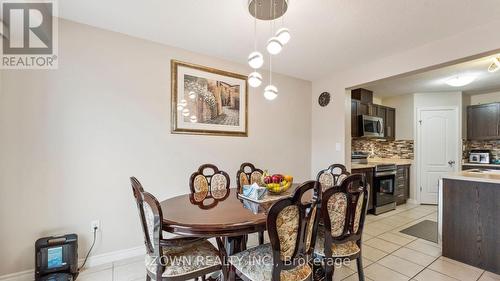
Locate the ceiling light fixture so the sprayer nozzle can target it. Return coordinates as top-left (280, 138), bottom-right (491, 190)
top-left (445, 75), bottom-right (476, 87)
top-left (488, 57), bottom-right (500, 73)
top-left (275, 27), bottom-right (291, 45)
top-left (248, 71), bottom-right (263, 87)
top-left (247, 0), bottom-right (290, 98)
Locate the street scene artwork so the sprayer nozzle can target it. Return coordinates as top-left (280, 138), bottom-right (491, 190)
top-left (171, 60), bottom-right (248, 136)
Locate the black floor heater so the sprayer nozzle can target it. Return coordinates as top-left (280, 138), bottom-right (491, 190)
top-left (35, 234), bottom-right (79, 281)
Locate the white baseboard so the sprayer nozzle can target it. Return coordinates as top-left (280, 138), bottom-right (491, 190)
top-left (0, 246), bottom-right (144, 281)
top-left (407, 198), bottom-right (419, 205)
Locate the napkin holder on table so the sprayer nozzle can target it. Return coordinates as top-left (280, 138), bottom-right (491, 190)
top-left (242, 183), bottom-right (267, 200)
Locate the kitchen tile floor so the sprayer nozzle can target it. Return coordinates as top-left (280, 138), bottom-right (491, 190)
top-left (78, 203), bottom-right (499, 281)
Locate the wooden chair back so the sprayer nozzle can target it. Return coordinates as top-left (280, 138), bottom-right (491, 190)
top-left (130, 177), bottom-right (165, 278)
top-left (189, 164), bottom-right (230, 199)
top-left (267, 180), bottom-right (321, 280)
top-left (236, 162), bottom-right (264, 193)
top-left (321, 174), bottom-right (369, 247)
top-left (316, 164), bottom-right (350, 189)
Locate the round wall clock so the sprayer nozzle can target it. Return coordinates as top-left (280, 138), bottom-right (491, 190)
top-left (318, 92), bottom-right (331, 107)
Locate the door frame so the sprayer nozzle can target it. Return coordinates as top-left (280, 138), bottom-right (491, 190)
top-left (415, 106), bottom-right (462, 204)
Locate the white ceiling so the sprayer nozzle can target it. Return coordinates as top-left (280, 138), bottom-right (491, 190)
top-left (359, 54), bottom-right (500, 97)
top-left (59, 0), bottom-right (500, 80)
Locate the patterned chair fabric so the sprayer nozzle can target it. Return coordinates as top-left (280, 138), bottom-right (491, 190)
top-left (230, 181), bottom-right (321, 281)
top-left (276, 205), bottom-right (300, 260)
top-left (316, 164), bottom-right (350, 189)
top-left (130, 177), bottom-right (222, 280)
top-left (320, 173), bottom-right (368, 244)
top-left (145, 240), bottom-right (221, 278)
top-left (230, 244), bottom-right (312, 281)
top-left (313, 227), bottom-right (360, 257)
top-left (189, 164), bottom-right (230, 196)
top-left (316, 173), bottom-right (368, 281)
top-left (236, 162), bottom-right (264, 193)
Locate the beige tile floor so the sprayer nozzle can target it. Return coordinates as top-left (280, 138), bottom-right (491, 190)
top-left (78, 203), bottom-right (500, 281)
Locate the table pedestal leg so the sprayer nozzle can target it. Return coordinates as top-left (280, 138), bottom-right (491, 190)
top-left (223, 235), bottom-right (248, 281)
top-left (225, 235), bottom-right (247, 255)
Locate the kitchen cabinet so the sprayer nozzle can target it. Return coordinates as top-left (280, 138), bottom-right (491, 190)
top-left (467, 103), bottom-right (500, 140)
top-left (462, 164), bottom-right (500, 171)
top-left (386, 108), bottom-right (395, 140)
top-left (395, 165), bottom-right (410, 205)
top-left (351, 167), bottom-right (374, 211)
top-left (350, 99), bottom-right (396, 139)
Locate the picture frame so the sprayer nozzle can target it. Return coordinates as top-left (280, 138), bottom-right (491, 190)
top-left (171, 60), bottom-right (248, 137)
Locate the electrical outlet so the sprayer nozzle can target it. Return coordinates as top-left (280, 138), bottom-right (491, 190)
top-left (91, 220), bottom-right (101, 232)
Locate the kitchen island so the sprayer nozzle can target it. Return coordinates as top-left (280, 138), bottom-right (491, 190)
top-left (440, 170), bottom-right (500, 274)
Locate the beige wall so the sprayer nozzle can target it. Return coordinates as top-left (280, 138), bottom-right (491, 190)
top-left (469, 91), bottom-right (500, 105)
top-left (0, 20), bottom-right (312, 275)
top-left (311, 18), bottom-right (500, 177)
top-left (381, 94), bottom-right (414, 140)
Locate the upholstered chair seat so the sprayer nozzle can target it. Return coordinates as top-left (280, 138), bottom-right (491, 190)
top-left (145, 239), bottom-right (221, 278)
top-left (229, 181), bottom-right (321, 281)
top-left (313, 227), bottom-right (361, 258)
top-left (314, 174), bottom-right (369, 281)
top-left (131, 177), bottom-right (223, 281)
top-left (230, 244), bottom-right (312, 281)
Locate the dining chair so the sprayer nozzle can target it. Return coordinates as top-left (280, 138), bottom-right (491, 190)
top-left (130, 177), bottom-right (223, 281)
top-left (236, 162), bottom-right (264, 193)
top-left (236, 162), bottom-right (266, 245)
top-left (313, 174), bottom-right (369, 281)
top-left (228, 180), bottom-right (321, 281)
top-left (316, 164), bottom-right (350, 190)
top-left (190, 164), bottom-right (230, 200)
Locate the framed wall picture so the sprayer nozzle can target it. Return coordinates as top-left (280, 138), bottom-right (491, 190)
top-left (171, 60), bottom-right (248, 137)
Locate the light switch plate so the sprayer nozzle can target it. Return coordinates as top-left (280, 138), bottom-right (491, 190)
top-left (335, 143), bottom-right (341, 151)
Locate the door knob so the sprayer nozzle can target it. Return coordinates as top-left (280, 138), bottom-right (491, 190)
top-left (448, 160), bottom-right (456, 167)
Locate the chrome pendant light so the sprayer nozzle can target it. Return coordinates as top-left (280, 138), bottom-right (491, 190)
top-left (247, 0), bottom-right (290, 99)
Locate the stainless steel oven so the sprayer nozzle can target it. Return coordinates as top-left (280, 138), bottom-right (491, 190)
top-left (373, 164), bottom-right (397, 215)
top-left (360, 115), bottom-right (384, 138)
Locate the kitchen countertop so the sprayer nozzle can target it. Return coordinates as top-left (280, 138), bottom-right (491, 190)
top-left (351, 158), bottom-right (413, 169)
top-left (442, 170), bottom-right (500, 184)
top-left (462, 162), bottom-right (500, 168)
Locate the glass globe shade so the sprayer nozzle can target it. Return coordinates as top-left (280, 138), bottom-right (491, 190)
top-left (264, 85), bottom-right (278, 100)
top-left (276, 28), bottom-right (291, 45)
top-left (248, 51), bottom-right (264, 69)
top-left (179, 99), bottom-right (188, 107)
top-left (248, 72), bottom-right (262, 88)
top-left (266, 37), bottom-right (283, 55)
top-left (188, 91), bottom-right (196, 99)
top-left (177, 104), bottom-right (184, 111)
top-left (190, 115), bottom-right (198, 123)
top-left (182, 108), bottom-right (190, 116)
top-left (445, 75), bottom-right (476, 87)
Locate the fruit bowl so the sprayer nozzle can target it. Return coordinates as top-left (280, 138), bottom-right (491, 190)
top-left (261, 172), bottom-right (294, 194)
top-left (266, 181), bottom-right (293, 194)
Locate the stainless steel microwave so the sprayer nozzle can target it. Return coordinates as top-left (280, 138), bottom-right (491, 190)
top-left (360, 115), bottom-right (384, 137)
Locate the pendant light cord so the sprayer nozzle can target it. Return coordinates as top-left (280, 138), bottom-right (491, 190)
top-left (253, 1), bottom-right (257, 52)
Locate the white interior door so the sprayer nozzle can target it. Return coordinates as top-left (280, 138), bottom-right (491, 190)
top-left (417, 107), bottom-right (459, 204)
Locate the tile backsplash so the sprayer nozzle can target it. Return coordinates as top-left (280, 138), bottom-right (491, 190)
top-left (352, 139), bottom-right (414, 159)
top-left (463, 139), bottom-right (500, 161)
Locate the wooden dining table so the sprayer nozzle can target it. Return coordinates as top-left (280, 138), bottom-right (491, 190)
top-left (159, 184), bottom-right (310, 255)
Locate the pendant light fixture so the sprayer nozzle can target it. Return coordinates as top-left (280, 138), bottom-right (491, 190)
top-left (264, 53), bottom-right (278, 100)
top-left (248, 71), bottom-right (263, 87)
top-left (488, 57), bottom-right (500, 73)
top-left (247, 0), bottom-right (290, 99)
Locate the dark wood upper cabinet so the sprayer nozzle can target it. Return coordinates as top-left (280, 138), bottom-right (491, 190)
top-left (351, 100), bottom-right (396, 139)
top-left (351, 88), bottom-right (373, 103)
top-left (386, 108), bottom-right (395, 140)
top-left (467, 103), bottom-right (500, 140)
